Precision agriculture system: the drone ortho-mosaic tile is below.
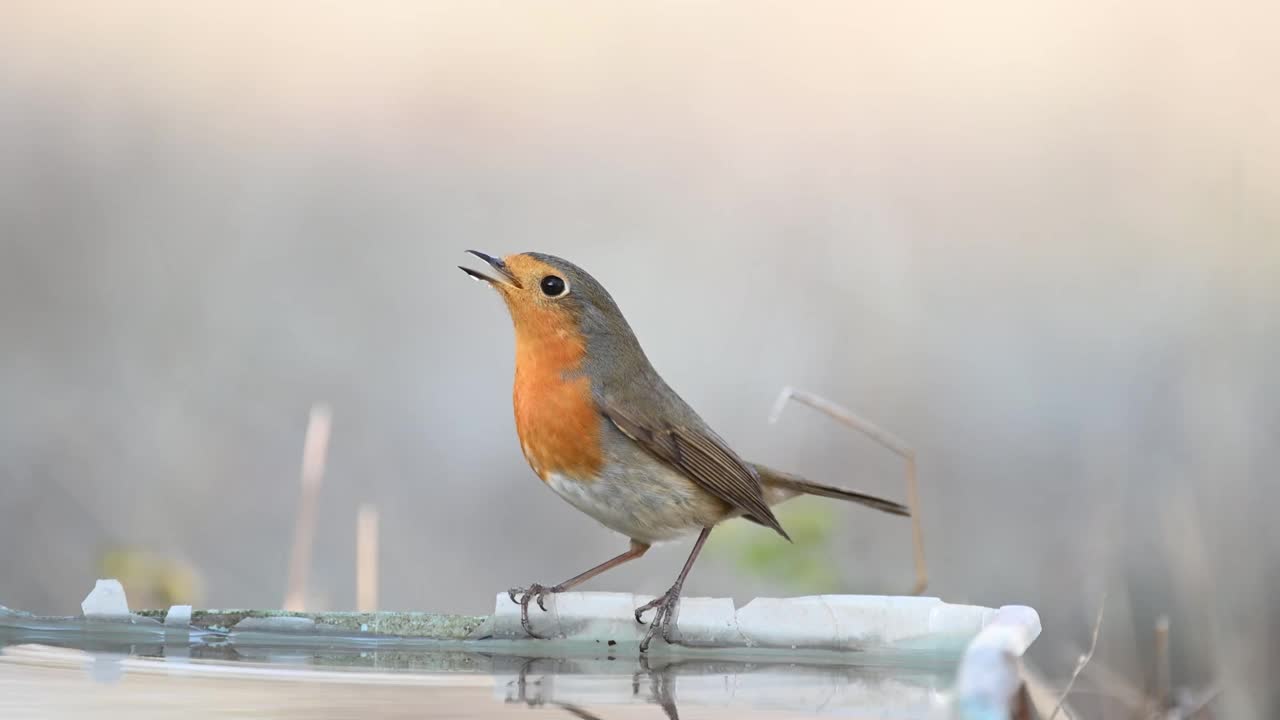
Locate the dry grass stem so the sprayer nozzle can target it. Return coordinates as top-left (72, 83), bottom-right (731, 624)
top-left (769, 386), bottom-right (928, 594)
top-left (1051, 593), bottom-right (1107, 720)
top-left (284, 403), bottom-right (333, 612)
top-left (356, 503), bottom-right (380, 612)
top-left (1154, 614), bottom-right (1171, 709)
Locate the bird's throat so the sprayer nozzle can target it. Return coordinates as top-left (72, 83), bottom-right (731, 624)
top-left (510, 316), bottom-right (604, 483)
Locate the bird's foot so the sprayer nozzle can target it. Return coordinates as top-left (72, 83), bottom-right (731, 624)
top-left (507, 583), bottom-right (560, 639)
top-left (635, 585), bottom-right (683, 653)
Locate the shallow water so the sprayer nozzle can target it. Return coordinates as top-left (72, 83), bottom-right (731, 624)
top-left (0, 631), bottom-right (957, 719)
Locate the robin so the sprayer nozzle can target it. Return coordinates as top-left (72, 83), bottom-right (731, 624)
top-left (460, 251), bottom-right (910, 651)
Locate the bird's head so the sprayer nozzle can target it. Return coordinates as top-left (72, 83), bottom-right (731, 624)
top-left (460, 251), bottom-right (639, 359)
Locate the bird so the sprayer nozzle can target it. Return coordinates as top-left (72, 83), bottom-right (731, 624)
top-left (460, 250), bottom-right (910, 651)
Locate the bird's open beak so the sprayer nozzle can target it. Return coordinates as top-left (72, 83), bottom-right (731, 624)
top-left (459, 250), bottom-right (521, 289)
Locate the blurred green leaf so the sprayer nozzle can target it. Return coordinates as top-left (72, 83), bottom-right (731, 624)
top-left (708, 497), bottom-right (842, 594)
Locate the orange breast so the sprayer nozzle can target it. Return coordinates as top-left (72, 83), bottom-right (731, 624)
top-left (511, 321), bottom-right (604, 482)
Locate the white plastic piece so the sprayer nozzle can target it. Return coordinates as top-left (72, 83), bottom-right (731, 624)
top-left (494, 591), bottom-right (1004, 652)
top-left (493, 591), bottom-right (655, 641)
top-left (953, 605), bottom-right (1043, 720)
top-left (736, 595), bottom-right (993, 651)
top-left (735, 595), bottom-right (839, 649)
top-left (164, 605), bottom-right (192, 628)
top-left (666, 596), bottom-right (742, 647)
top-left (557, 591), bottom-right (655, 641)
top-left (81, 579), bottom-right (130, 618)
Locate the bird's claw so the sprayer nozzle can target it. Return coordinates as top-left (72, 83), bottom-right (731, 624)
top-left (507, 583), bottom-right (558, 639)
top-left (635, 588), bottom-right (682, 653)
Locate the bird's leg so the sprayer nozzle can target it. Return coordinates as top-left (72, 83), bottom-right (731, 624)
top-left (635, 527), bottom-right (712, 653)
top-left (505, 658), bottom-right (542, 706)
top-left (509, 540), bottom-right (649, 639)
top-left (631, 655), bottom-right (682, 720)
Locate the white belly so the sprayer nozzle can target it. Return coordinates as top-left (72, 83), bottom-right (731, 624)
top-left (544, 471), bottom-right (710, 545)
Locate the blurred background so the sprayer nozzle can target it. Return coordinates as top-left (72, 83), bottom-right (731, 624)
top-left (1, 1), bottom-right (1276, 716)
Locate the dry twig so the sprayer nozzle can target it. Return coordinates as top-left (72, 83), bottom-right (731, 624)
top-left (356, 503), bottom-right (380, 612)
top-left (1051, 592), bottom-right (1107, 720)
top-left (284, 403), bottom-right (332, 611)
top-left (768, 386), bottom-right (928, 594)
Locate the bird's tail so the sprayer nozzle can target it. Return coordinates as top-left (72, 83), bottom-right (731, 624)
top-left (754, 464), bottom-right (910, 517)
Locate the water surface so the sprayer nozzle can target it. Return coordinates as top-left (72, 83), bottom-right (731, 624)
top-left (0, 631), bottom-right (955, 719)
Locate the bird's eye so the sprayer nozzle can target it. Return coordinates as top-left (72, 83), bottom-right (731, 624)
top-left (539, 275), bottom-right (568, 297)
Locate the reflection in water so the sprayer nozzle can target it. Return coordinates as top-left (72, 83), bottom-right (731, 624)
top-left (632, 658), bottom-right (681, 720)
top-left (556, 704), bottom-right (612, 720)
top-left (1, 629), bottom-right (953, 718)
top-left (495, 651), bottom-right (949, 718)
top-left (506, 656), bottom-right (680, 719)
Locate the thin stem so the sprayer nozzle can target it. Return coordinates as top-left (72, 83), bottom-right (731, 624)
top-left (769, 386), bottom-right (927, 594)
top-left (1051, 593), bottom-right (1107, 720)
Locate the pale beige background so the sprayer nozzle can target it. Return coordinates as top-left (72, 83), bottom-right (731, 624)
top-left (1, 2), bottom-right (1276, 716)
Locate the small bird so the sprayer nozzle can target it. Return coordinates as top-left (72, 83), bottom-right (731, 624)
top-left (460, 251), bottom-right (909, 651)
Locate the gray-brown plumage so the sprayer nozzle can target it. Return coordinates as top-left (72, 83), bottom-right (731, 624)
top-left (461, 250), bottom-right (909, 651)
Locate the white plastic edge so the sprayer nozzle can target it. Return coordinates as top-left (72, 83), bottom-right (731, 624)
top-left (952, 605), bottom-right (1043, 719)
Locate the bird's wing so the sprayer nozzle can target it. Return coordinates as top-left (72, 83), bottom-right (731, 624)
top-left (600, 402), bottom-right (791, 541)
